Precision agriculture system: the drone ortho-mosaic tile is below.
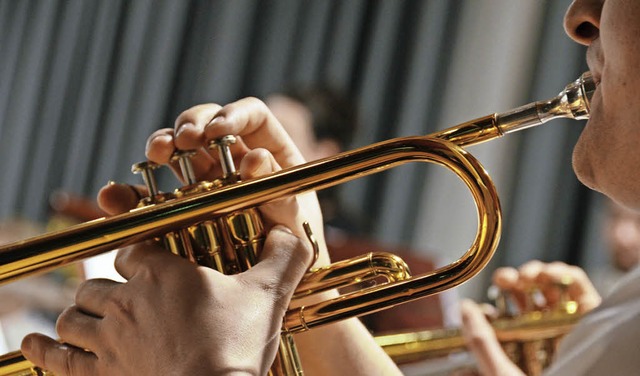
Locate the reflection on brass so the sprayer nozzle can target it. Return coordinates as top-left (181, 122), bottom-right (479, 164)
top-left (377, 282), bottom-right (583, 376)
top-left (376, 308), bottom-right (580, 370)
top-left (0, 350), bottom-right (49, 375)
top-left (0, 73), bottom-right (594, 375)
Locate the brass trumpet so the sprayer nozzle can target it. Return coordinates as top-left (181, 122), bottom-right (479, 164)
top-left (0, 73), bottom-right (594, 375)
top-left (376, 283), bottom-right (582, 375)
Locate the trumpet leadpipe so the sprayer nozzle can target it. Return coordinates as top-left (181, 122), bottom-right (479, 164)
top-left (375, 309), bottom-right (581, 365)
top-left (0, 72), bottom-right (594, 376)
top-left (0, 72), bottom-right (594, 286)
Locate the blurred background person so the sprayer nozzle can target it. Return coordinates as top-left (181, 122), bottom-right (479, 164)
top-left (266, 86), bottom-right (363, 235)
top-left (589, 199), bottom-right (640, 295)
top-left (603, 200), bottom-right (640, 274)
top-left (266, 85), bottom-right (449, 335)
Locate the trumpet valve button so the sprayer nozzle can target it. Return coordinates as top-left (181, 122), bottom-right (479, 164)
top-left (209, 135), bottom-right (238, 181)
top-left (171, 149), bottom-right (198, 185)
top-left (131, 161), bottom-right (161, 197)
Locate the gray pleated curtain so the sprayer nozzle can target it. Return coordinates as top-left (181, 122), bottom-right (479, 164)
top-left (0, 0), bottom-right (605, 299)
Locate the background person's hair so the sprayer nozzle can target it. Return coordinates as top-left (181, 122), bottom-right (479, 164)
top-left (279, 85), bottom-right (359, 150)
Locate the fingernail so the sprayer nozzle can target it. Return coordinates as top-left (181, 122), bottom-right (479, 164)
top-left (145, 134), bottom-right (173, 154)
top-left (208, 115), bottom-right (225, 126)
top-left (176, 122), bottom-right (195, 137)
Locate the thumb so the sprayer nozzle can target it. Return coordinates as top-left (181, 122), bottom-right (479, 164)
top-left (97, 183), bottom-right (149, 215)
top-left (244, 225), bottom-right (312, 302)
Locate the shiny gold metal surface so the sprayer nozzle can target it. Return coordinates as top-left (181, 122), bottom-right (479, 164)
top-left (376, 282), bottom-right (583, 375)
top-left (0, 351), bottom-right (49, 375)
top-left (0, 73), bottom-right (594, 375)
top-left (375, 308), bottom-right (580, 365)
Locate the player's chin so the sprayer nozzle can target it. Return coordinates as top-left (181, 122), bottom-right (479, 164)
top-left (571, 139), bottom-right (599, 192)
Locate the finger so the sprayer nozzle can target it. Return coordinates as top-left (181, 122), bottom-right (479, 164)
top-left (56, 306), bottom-right (102, 351)
top-left (22, 333), bottom-right (97, 376)
top-left (144, 128), bottom-right (193, 181)
top-left (492, 267), bottom-right (519, 289)
top-left (49, 191), bottom-right (106, 221)
top-left (173, 103), bottom-right (223, 150)
top-left (172, 147), bottom-right (222, 184)
top-left (75, 278), bottom-right (121, 317)
top-left (536, 262), bottom-right (601, 312)
top-left (204, 97), bottom-right (306, 169)
top-left (113, 242), bottom-right (183, 281)
top-left (244, 226), bottom-right (313, 302)
top-left (492, 267), bottom-right (527, 312)
top-left (208, 134), bottom-right (252, 177)
top-left (147, 125), bottom-right (233, 183)
top-left (145, 128), bottom-right (176, 164)
top-left (176, 118), bottom-right (251, 157)
top-left (175, 104), bottom-right (259, 181)
top-left (460, 299), bottom-right (524, 376)
top-left (517, 260), bottom-right (546, 284)
top-left (239, 148), bottom-right (329, 266)
top-left (238, 149), bottom-right (301, 233)
top-left (515, 260), bottom-right (548, 311)
top-left (531, 261), bottom-right (571, 309)
top-left (97, 183), bottom-right (148, 215)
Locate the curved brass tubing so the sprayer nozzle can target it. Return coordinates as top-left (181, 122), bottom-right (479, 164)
top-left (0, 72), bottom-right (594, 375)
top-left (293, 252), bottom-right (412, 299)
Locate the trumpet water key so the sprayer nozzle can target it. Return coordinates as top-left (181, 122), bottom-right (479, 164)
top-left (0, 73), bottom-right (595, 375)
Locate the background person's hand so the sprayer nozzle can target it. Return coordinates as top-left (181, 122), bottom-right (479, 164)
top-left (492, 260), bottom-right (601, 314)
top-left (460, 299), bottom-right (525, 376)
top-left (460, 260), bottom-right (601, 376)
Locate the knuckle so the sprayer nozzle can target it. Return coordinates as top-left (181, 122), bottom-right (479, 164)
top-left (548, 261), bottom-right (568, 268)
top-left (546, 261), bottom-right (570, 275)
top-left (519, 259), bottom-right (544, 273)
top-left (104, 292), bottom-right (136, 323)
top-left (29, 340), bottom-right (46, 369)
top-left (55, 307), bottom-right (74, 337)
top-left (466, 330), bottom-right (492, 352)
top-left (243, 96), bottom-right (267, 109)
top-left (113, 246), bottom-right (134, 270)
top-left (74, 279), bottom-right (96, 304)
top-left (492, 267), bottom-right (518, 287)
top-left (74, 285), bottom-right (86, 305)
top-left (64, 347), bottom-right (76, 375)
top-left (41, 346), bottom-right (54, 372)
top-left (175, 103), bottom-right (222, 128)
top-left (571, 266), bottom-right (589, 281)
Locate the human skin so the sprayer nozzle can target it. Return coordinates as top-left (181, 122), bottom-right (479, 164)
top-left (20, 99), bottom-right (320, 375)
top-left (145, 98), bottom-right (400, 376)
top-left (567, 0), bottom-right (640, 210)
top-left (462, 0), bottom-right (640, 373)
top-left (20, 97), bottom-right (401, 375)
